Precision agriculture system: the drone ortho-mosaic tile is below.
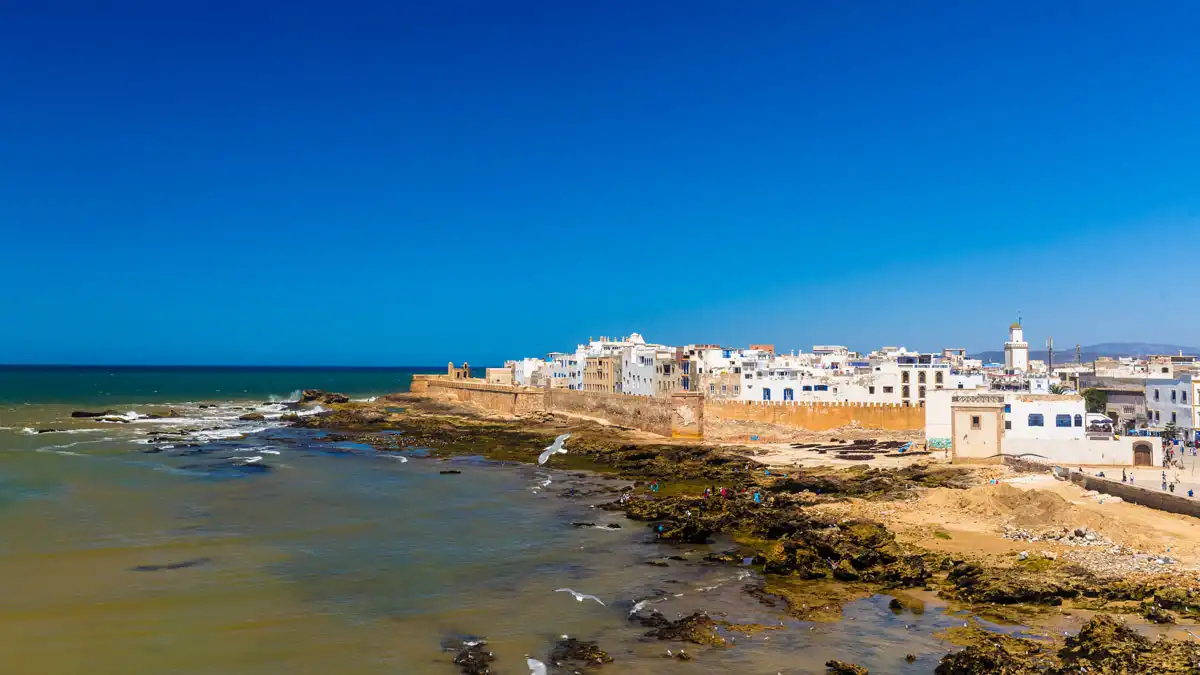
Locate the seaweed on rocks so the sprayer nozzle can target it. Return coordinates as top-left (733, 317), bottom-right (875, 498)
top-left (943, 562), bottom-right (1081, 606)
top-left (547, 638), bottom-right (613, 669)
top-left (934, 615), bottom-right (1200, 675)
top-left (767, 464), bottom-right (974, 500)
top-left (450, 639), bottom-right (495, 675)
top-left (825, 660), bottom-right (869, 675)
top-left (637, 611), bottom-right (726, 647)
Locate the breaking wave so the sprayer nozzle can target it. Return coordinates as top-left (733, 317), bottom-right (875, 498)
top-left (268, 390), bottom-right (303, 403)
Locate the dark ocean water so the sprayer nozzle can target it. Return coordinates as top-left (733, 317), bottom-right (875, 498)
top-left (0, 365), bottom-right (450, 405)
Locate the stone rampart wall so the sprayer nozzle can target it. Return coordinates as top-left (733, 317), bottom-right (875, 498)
top-left (545, 388), bottom-right (673, 437)
top-left (705, 400), bottom-right (926, 432)
top-left (422, 377), bottom-right (543, 416)
top-left (1071, 472), bottom-right (1200, 519)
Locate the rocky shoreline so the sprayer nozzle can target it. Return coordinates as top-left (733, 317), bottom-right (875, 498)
top-left (291, 392), bottom-right (1200, 673)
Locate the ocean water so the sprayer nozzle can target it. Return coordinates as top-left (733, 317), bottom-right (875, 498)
top-left (0, 368), bottom-right (1017, 673)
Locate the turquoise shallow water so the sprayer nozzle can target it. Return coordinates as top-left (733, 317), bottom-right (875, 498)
top-left (0, 368), bottom-right (1040, 673)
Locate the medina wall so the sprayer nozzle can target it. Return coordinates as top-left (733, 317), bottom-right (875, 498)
top-left (423, 377), bottom-right (544, 416)
top-left (704, 400), bottom-right (926, 434)
top-left (544, 388), bottom-right (673, 437)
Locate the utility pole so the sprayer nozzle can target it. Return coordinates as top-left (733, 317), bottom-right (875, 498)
top-left (1047, 336), bottom-right (1054, 376)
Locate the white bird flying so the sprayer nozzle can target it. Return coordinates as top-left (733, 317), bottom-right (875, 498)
top-left (526, 658), bottom-right (547, 675)
top-left (537, 433), bottom-right (570, 465)
top-left (555, 588), bottom-right (605, 605)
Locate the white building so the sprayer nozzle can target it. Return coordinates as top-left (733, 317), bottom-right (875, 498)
top-left (1145, 375), bottom-right (1198, 442)
top-left (547, 351), bottom-right (582, 390)
top-left (948, 392), bottom-right (1161, 467)
top-left (507, 358), bottom-right (548, 387)
top-left (621, 344), bottom-right (659, 397)
top-left (1004, 321), bottom-right (1030, 373)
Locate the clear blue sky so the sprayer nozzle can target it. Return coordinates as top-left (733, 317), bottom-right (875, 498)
top-left (2, 1), bottom-right (1197, 365)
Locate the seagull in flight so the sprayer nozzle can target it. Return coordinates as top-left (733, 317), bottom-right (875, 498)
top-left (526, 657), bottom-right (547, 675)
top-left (538, 434), bottom-right (570, 465)
top-left (555, 588), bottom-right (605, 605)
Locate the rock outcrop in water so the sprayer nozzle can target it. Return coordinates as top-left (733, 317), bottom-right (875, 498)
top-left (547, 638), bottom-right (613, 669)
top-left (825, 661), bottom-right (868, 675)
top-left (635, 611), bottom-right (726, 647)
top-left (935, 614), bottom-right (1200, 674)
top-left (450, 639), bottom-right (495, 675)
top-left (71, 410), bottom-right (116, 418)
top-left (299, 389), bottom-right (350, 405)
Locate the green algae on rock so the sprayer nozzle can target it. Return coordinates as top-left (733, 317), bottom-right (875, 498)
top-left (825, 659), bottom-right (869, 675)
top-left (935, 615), bottom-right (1200, 675)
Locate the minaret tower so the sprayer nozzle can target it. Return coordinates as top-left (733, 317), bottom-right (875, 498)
top-left (1004, 319), bottom-right (1030, 372)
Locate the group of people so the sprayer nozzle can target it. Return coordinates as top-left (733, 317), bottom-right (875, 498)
top-left (702, 486), bottom-right (763, 504)
top-left (1117, 468), bottom-right (1195, 497)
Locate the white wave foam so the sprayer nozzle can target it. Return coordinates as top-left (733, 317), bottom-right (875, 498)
top-left (259, 449), bottom-right (281, 455)
top-left (36, 448), bottom-right (85, 457)
top-left (268, 390), bottom-right (302, 403)
top-left (353, 396), bottom-right (378, 403)
top-left (33, 438), bottom-right (114, 456)
top-left (23, 428), bottom-right (106, 435)
top-left (234, 455), bottom-right (264, 465)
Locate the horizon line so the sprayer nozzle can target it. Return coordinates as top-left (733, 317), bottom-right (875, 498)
top-left (0, 363), bottom-right (463, 369)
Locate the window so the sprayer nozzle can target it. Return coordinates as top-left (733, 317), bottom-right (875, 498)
top-left (902, 372), bottom-right (910, 384)
top-left (918, 372), bottom-right (926, 384)
top-left (815, 384), bottom-right (829, 391)
top-left (733, 385), bottom-right (740, 395)
top-left (802, 385), bottom-right (812, 391)
top-left (1055, 414), bottom-right (1072, 428)
top-left (1155, 390), bottom-right (1160, 400)
top-left (763, 388), bottom-right (771, 401)
top-left (1004, 404), bottom-right (1011, 413)
top-left (971, 415), bottom-right (981, 430)
top-left (902, 385), bottom-right (910, 398)
top-left (936, 372), bottom-right (944, 385)
top-left (721, 385), bottom-right (727, 395)
top-left (1172, 412), bottom-right (1178, 424)
top-left (919, 386), bottom-right (926, 398)
top-left (784, 388), bottom-right (794, 401)
top-left (1172, 391), bottom-right (1177, 403)
top-left (883, 386), bottom-right (894, 394)
top-left (957, 383), bottom-right (964, 389)
top-left (869, 386), bottom-right (876, 395)
top-left (1005, 420), bottom-right (1012, 430)
top-left (1028, 414), bottom-right (1045, 427)
top-left (1184, 391), bottom-right (1189, 403)
top-left (1074, 414), bottom-right (1083, 427)
top-left (709, 384), bottom-right (716, 394)
top-left (1156, 411), bottom-right (1161, 423)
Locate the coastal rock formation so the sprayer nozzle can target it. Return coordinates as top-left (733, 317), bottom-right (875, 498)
top-left (825, 661), bottom-right (868, 675)
top-left (130, 557), bottom-right (212, 572)
top-left (238, 412), bottom-right (266, 421)
top-left (71, 410), bottom-right (117, 418)
top-left (547, 638), bottom-right (613, 668)
top-left (934, 615), bottom-right (1200, 674)
top-left (292, 407), bottom-right (385, 428)
top-left (451, 639), bottom-right (494, 675)
top-left (299, 389), bottom-right (350, 405)
top-left (637, 611), bottom-right (726, 646)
